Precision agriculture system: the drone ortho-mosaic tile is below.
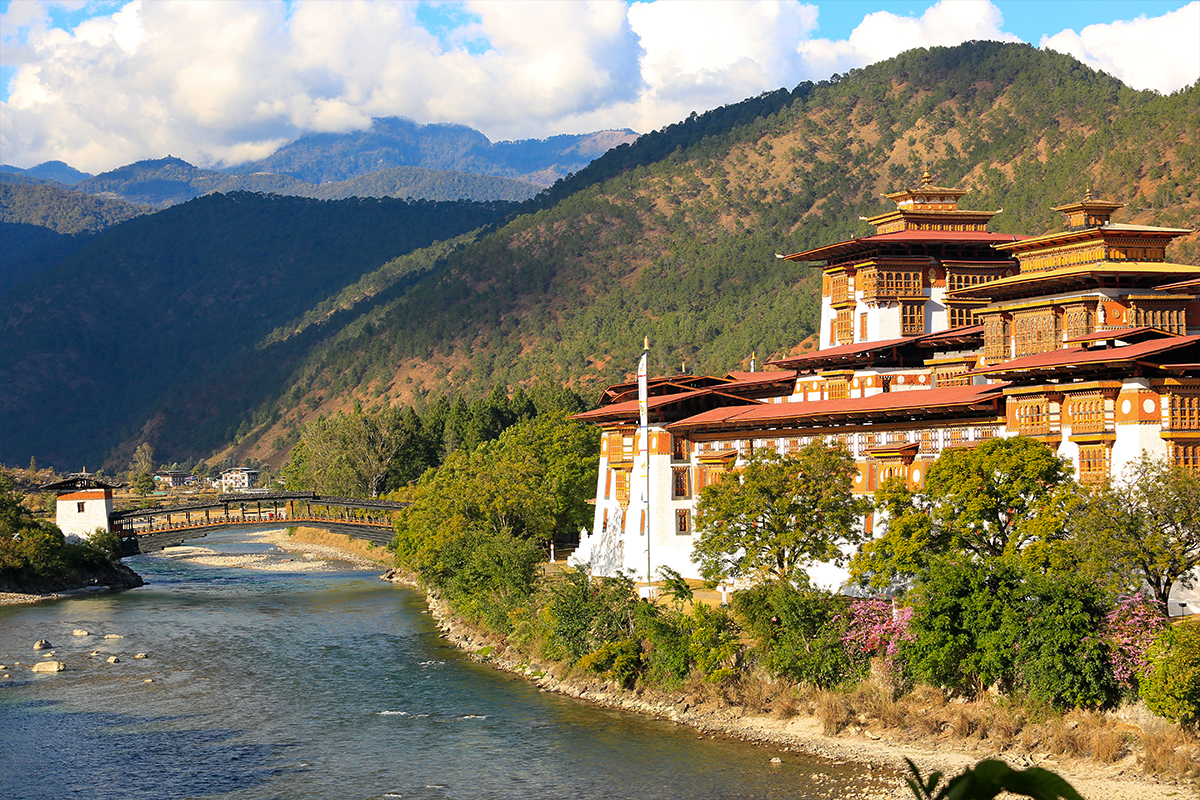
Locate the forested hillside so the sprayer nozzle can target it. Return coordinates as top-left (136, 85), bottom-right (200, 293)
top-left (3, 42), bottom-right (1197, 472)
top-left (216, 42), bottom-right (1197, 470)
top-left (0, 193), bottom-right (518, 467)
top-left (0, 184), bottom-right (155, 294)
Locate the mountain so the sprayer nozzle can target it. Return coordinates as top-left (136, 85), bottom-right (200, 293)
top-left (2, 42), bottom-right (1196, 471)
top-left (221, 42), bottom-right (1196, 468)
top-left (225, 117), bottom-right (640, 186)
top-left (0, 192), bottom-right (519, 467)
top-left (0, 183), bottom-right (155, 294)
top-left (0, 160), bottom-right (93, 185)
top-left (70, 156), bottom-right (543, 207)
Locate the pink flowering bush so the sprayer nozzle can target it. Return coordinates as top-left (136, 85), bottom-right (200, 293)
top-left (1102, 593), bottom-right (1167, 694)
top-left (842, 598), bottom-right (915, 682)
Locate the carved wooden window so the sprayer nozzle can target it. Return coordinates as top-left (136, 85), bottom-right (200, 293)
top-left (827, 379), bottom-right (849, 400)
top-left (1171, 395), bottom-right (1200, 430)
top-left (604, 470), bottom-right (612, 499)
top-left (614, 470), bottom-right (630, 505)
top-left (946, 271), bottom-right (997, 292)
top-left (77, 501), bottom-right (86, 513)
top-left (829, 273), bottom-right (849, 305)
top-left (676, 509), bottom-right (691, 535)
top-left (947, 305), bottom-right (975, 328)
top-left (1015, 400), bottom-right (1049, 436)
top-left (1172, 443), bottom-right (1200, 475)
top-left (934, 367), bottom-right (969, 388)
top-left (1064, 306), bottom-right (1093, 342)
top-left (901, 302), bottom-right (925, 336)
top-left (860, 312), bottom-right (868, 340)
top-left (671, 435), bottom-right (687, 461)
top-left (1130, 305), bottom-right (1185, 335)
top-left (672, 467), bottom-right (690, 498)
top-left (948, 428), bottom-right (967, 446)
top-left (983, 316), bottom-right (1011, 362)
top-left (835, 309), bottom-right (854, 345)
top-left (1068, 394), bottom-right (1106, 434)
top-left (1013, 310), bottom-right (1060, 358)
top-left (919, 429), bottom-right (938, 454)
top-left (877, 270), bottom-right (923, 298)
top-left (1078, 445), bottom-right (1109, 483)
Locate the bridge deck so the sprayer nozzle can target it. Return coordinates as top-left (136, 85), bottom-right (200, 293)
top-left (113, 493), bottom-right (405, 554)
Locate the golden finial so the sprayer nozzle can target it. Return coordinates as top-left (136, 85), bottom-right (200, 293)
top-left (1085, 186), bottom-right (1093, 201)
top-left (643, 336), bottom-right (649, 351)
top-left (921, 168), bottom-right (932, 186)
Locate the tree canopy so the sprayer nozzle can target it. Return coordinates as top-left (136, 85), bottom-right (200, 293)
top-left (1069, 455), bottom-right (1200, 611)
top-left (850, 436), bottom-right (1075, 590)
top-left (693, 442), bottom-right (869, 585)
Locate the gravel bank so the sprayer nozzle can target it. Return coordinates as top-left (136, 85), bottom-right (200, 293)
top-left (407, 582), bottom-right (1192, 800)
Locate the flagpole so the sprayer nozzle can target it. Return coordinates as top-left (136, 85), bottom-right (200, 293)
top-left (637, 336), bottom-right (651, 597)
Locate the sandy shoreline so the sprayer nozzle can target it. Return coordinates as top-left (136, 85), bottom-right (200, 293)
top-left (0, 528), bottom-right (380, 607)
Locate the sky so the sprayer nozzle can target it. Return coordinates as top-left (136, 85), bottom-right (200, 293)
top-left (1, 0), bottom-right (1198, 174)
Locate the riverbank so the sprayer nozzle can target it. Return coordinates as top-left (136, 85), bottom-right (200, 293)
top-left (0, 527), bottom-right (386, 606)
top-left (384, 575), bottom-right (1196, 800)
top-left (0, 561), bottom-right (143, 606)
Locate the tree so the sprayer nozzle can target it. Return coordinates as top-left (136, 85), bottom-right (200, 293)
top-left (1071, 455), bottom-right (1200, 612)
top-left (133, 471), bottom-right (155, 497)
top-left (131, 442), bottom-right (155, 476)
top-left (849, 437), bottom-right (1074, 589)
top-left (693, 441), bottom-right (869, 585)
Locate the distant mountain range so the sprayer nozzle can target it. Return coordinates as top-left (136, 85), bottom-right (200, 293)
top-left (0, 117), bottom-right (640, 209)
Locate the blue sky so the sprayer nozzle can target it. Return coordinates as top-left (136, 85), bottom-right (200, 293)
top-left (2, 1), bottom-right (1197, 173)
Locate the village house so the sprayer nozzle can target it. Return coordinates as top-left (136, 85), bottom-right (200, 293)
top-left (572, 175), bottom-right (1200, 599)
top-left (217, 467), bottom-right (261, 492)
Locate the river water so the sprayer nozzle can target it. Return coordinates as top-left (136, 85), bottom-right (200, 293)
top-left (1, 531), bottom-right (887, 800)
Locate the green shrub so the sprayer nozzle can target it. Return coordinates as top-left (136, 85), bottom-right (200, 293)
top-left (905, 557), bottom-right (1120, 708)
top-left (733, 580), bottom-right (856, 688)
top-left (1140, 619), bottom-right (1200, 727)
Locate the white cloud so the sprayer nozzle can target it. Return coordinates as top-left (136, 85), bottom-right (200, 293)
top-left (798, 0), bottom-right (1020, 78)
top-left (1040, 1), bottom-right (1200, 94)
top-left (1, 1), bottom-right (1197, 174)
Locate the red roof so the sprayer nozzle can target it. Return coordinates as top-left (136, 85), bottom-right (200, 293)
top-left (783, 230), bottom-right (1025, 263)
top-left (769, 327), bottom-right (983, 370)
top-left (972, 335), bottom-right (1200, 376)
top-left (1065, 326), bottom-right (1175, 344)
top-left (717, 370), bottom-right (797, 389)
top-left (571, 388), bottom-right (760, 423)
top-left (667, 383), bottom-right (1007, 431)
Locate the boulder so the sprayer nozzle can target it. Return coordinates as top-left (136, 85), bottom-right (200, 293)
top-left (134, 653), bottom-right (148, 659)
top-left (31, 660), bottom-right (65, 673)
top-left (106, 656), bottom-right (120, 664)
top-left (33, 639), bottom-right (52, 650)
top-left (102, 634), bottom-right (124, 639)
top-left (73, 629), bottom-right (90, 636)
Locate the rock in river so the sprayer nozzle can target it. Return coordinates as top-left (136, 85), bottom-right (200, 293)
top-left (33, 639), bottom-right (52, 650)
top-left (31, 660), bottom-right (65, 673)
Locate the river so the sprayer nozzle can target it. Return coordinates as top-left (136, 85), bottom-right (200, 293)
top-left (1, 530), bottom-right (888, 800)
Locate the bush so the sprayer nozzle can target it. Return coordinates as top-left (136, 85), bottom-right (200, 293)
top-left (905, 557), bottom-right (1120, 708)
top-left (1102, 593), bottom-right (1166, 696)
top-left (1140, 619), bottom-right (1200, 727)
top-left (733, 580), bottom-right (857, 688)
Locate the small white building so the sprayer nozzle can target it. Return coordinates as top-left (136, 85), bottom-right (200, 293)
top-left (217, 467), bottom-right (260, 492)
top-left (42, 473), bottom-right (125, 541)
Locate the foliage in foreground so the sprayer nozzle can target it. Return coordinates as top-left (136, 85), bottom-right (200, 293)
top-left (0, 468), bottom-right (127, 592)
top-left (904, 758), bottom-right (1083, 800)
